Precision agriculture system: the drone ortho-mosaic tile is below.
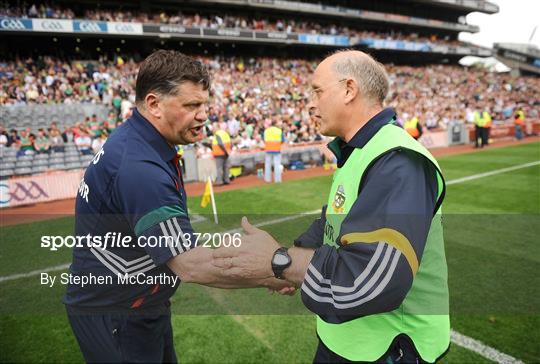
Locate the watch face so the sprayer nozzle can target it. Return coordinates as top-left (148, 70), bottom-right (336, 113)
top-left (273, 253), bottom-right (289, 265)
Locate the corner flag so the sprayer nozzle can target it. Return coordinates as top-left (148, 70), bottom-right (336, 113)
top-left (200, 177), bottom-right (218, 224)
top-left (201, 179), bottom-right (211, 208)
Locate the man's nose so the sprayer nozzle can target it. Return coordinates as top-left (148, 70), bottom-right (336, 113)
top-left (197, 106), bottom-right (208, 121)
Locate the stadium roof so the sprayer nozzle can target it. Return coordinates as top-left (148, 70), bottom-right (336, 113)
top-left (493, 42), bottom-right (540, 75)
top-left (411, 0), bottom-right (499, 14)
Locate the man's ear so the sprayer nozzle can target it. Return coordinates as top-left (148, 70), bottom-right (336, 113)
top-left (144, 92), bottom-right (162, 119)
top-left (344, 79), bottom-right (358, 105)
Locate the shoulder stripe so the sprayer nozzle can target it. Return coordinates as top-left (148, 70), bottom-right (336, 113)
top-left (135, 204), bottom-right (186, 236)
top-left (341, 228), bottom-right (418, 276)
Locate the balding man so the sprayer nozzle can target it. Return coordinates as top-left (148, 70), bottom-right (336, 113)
top-left (213, 50), bottom-right (450, 363)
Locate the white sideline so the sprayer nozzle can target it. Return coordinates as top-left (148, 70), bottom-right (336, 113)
top-left (1, 160), bottom-right (537, 363)
top-left (450, 329), bottom-right (524, 364)
top-left (446, 160), bottom-right (540, 185)
top-left (0, 263), bottom-right (70, 283)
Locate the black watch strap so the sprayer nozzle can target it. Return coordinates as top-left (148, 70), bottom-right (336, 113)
top-left (272, 247), bottom-right (292, 279)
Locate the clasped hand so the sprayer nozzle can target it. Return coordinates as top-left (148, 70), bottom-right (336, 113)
top-left (212, 217), bottom-right (296, 295)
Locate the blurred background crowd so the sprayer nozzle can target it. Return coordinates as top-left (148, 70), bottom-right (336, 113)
top-left (1, 54), bottom-right (538, 157)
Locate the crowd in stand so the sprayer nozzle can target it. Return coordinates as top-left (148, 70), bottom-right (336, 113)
top-left (1, 51), bottom-right (538, 169)
top-left (1, 3), bottom-right (465, 47)
top-left (2, 53), bottom-right (538, 127)
top-left (0, 112), bottom-right (123, 157)
top-left (0, 55), bottom-right (139, 109)
top-left (385, 64), bottom-right (540, 129)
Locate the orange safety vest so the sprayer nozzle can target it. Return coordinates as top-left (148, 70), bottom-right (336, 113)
top-left (404, 117), bottom-right (420, 138)
top-left (482, 111), bottom-right (492, 128)
top-left (212, 130), bottom-right (231, 157)
top-left (515, 111), bottom-right (525, 126)
top-left (263, 126), bottom-right (283, 152)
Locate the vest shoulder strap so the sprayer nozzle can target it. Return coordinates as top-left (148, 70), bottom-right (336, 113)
top-left (354, 124), bottom-right (445, 213)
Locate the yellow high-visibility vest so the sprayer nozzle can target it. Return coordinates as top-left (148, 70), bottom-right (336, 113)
top-left (404, 117), bottom-right (420, 138)
top-left (263, 126), bottom-right (283, 152)
top-left (482, 112), bottom-right (492, 128)
top-left (212, 130), bottom-right (231, 157)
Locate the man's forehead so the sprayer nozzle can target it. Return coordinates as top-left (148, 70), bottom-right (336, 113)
top-left (176, 82), bottom-right (210, 100)
top-left (311, 61), bottom-right (333, 86)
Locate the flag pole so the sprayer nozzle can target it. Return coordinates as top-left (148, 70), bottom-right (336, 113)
top-left (208, 176), bottom-right (218, 224)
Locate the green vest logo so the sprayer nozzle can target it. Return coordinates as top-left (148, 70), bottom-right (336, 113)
top-left (331, 184), bottom-right (346, 213)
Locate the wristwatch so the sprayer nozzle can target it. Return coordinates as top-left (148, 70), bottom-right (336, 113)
top-left (271, 247), bottom-right (292, 279)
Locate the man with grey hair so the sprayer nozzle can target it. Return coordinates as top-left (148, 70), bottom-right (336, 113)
top-left (214, 50), bottom-right (450, 363)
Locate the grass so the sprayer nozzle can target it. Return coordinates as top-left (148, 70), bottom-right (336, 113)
top-left (0, 141), bottom-right (539, 363)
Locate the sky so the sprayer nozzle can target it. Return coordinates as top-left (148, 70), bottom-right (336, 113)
top-left (458, 0), bottom-right (540, 48)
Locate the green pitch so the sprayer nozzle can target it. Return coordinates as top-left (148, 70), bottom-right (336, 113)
top-left (1, 142), bottom-right (539, 363)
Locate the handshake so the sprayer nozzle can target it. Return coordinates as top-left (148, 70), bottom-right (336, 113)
top-left (211, 216), bottom-right (299, 296)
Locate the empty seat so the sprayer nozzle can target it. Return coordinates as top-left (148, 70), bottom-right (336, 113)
top-left (35, 153), bottom-right (49, 160)
top-left (65, 155), bottom-right (80, 162)
top-left (32, 165), bottom-right (48, 173)
top-left (0, 169), bottom-right (14, 179)
top-left (3, 157), bottom-right (17, 164)
top-left (14, 167), bottom-right (32, 175)
top-left (18, 154), bottom-right (34, 162)
top-left (49, 158), bottom-right (64, 165)
top-left (1, 162), bottom-right (16, 169)
top-left (33, 159), bottom-right (49, 166)
top-left (49, 163), bottom-right (67, 170)
top-left (3, 148), bottom-right (17, 157)
top-left (66, 162), bottom-right (81, 170)
top-left (16, 160), bottom-right (32, 168)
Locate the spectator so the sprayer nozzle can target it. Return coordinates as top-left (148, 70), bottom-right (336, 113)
top-left (62, 126), bottom-right (75, 143)
top-left (7, 129), bottom-right (19, 147)
top-left (49, 128), bottom-right (65, 153)
top-left (237, 132), bottom-right (255, 149)
top-left (34, 129), bottom-right (51, 154)
top-left (121, 98), bottom-right (134, 120)
top-left (75, 131), bottom-right (93, 155)
top-left (92, 132), bottom-right (107, 154)
top-left (105, 111), bottom-right (117, 131)
top-left (88, 114), bottom-right (102, 138)
top-left (17, 129), bottom-right (35, 156)
top-left (0, 126), bottom-right (8, 149)
top-left (227, 114), bottom-right (240, 136)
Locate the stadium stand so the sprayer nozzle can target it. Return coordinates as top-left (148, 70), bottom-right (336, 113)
top-left (0, 0), bottom-right (538, 182)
